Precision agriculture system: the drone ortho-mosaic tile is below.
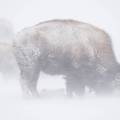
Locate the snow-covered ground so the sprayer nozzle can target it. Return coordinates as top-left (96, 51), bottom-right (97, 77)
top-left (0, 73), bottom-right (120, 120)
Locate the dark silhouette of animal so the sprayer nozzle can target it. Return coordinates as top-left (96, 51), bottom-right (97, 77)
top-left (13, 19), bottom-right (120, 97)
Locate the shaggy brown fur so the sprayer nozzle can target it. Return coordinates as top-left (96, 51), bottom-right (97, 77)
top-left (13, 19), bottom-right (120, 97)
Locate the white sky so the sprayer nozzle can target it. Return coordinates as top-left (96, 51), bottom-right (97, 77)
top-left (0, 0), bottom-right (120, 60)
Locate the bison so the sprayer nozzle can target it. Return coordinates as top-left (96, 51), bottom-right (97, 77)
top-left (13, 19), bottom-right (120, 97)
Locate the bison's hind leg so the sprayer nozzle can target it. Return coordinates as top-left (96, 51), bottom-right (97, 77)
top-left (14, 47), bottom-right (41, 98)
top-left (20, 66), bottom-right (40, 98)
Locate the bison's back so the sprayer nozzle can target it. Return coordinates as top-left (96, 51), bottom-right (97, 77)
top-left (14, 20), bottom-right (115, 69)
top-left (15, 19), bottom-right (110, 46)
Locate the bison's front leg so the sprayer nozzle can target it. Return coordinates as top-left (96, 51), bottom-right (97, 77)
top-left (92, 70), bottom-right (114, 95)
top-left (65, 80), bottom-right (74, 97)
top-left (65, 75), bottom-right (85, 97)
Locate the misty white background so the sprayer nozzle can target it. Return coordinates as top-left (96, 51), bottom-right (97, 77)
top-left (0, 0), bottom-right (120, 120)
